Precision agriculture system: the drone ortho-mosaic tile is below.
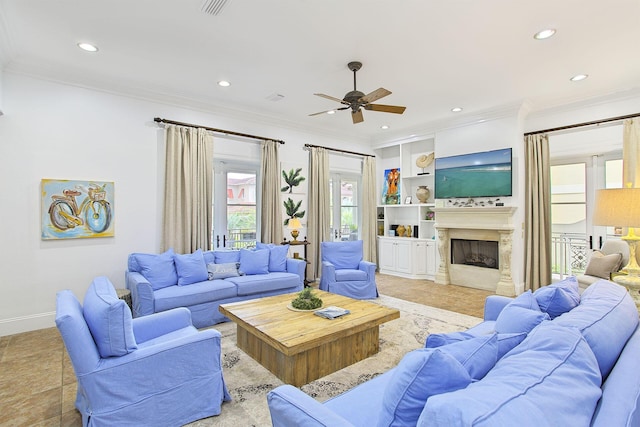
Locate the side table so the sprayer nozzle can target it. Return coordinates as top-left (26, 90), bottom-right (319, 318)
top-left (281, 237), bottom-right (311, 287)
top-left (116, 288), bottom-right (133, 311)
top-left (611, 271), bottom-right (640, 311)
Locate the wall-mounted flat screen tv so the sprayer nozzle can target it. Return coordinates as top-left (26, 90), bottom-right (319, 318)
top-left (434, 148), bottom-right (512, 199)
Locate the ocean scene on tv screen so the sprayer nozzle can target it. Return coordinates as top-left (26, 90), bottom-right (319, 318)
top-left (435, 148), bottom-right (512, 199)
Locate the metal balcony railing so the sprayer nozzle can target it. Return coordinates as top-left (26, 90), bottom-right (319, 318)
top-left (227, 228), bottom-right (256, 249)
top-left (551, 232), bottom-right (589, 278)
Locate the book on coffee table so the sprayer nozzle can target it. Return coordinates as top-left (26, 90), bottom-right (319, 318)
top-left (314, 306), bottom-right (350, 319)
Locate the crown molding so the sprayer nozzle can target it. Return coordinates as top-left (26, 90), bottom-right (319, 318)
top-left (371, 102), bottom-right (525, 148)
top-left (4, 62), bottom-right (371, 145)
top-left (525, 87), bottom-right (640, 121)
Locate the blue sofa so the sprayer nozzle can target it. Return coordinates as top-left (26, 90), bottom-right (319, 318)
top-left (267, 279), bottom-right (640, 426)
top-left (126, 246), bottom-right (305, 328)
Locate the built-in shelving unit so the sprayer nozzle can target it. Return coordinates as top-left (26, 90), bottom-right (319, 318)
top-left (375, 137), bottom-right (438, 279)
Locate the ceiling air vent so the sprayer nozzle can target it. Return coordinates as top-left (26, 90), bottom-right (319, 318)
top-left (201, 0), bottom-right (230, 16)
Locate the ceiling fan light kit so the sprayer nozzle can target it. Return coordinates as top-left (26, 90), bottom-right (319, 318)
top-left (309, 61), bottom-right (406, 124)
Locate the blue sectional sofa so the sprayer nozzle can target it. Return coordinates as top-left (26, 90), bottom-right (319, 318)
top-left (267, 278), bottom-right (640, 426)
top-left (126, 246), bottom-right (305, 328)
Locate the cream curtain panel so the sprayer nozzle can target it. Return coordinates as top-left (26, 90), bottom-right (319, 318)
top-left (524, 133), bottom-right (551, 291)
top-left (362, 156), bottom-right (377, 264)
top-left (623, 118), bottom-right (640, 187)
top-left (260, 140), bottom-right (283, 244)
top-left (162, 125), bottom-right (214, 254)
top-left (308, 147), bottom-right (330, 282)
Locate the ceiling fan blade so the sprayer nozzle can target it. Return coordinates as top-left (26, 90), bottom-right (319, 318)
top-left (309, 109), bottom-right (335, 117)
top-left (364, 104), bottom-right (406, 114)
top-left (352, 109), bottom-right (364, 124)
top-left (314, 93), bottom-right (349, 104)
top-left (360, 87), bottom-right (391, 104)
top-left (309, 106), bottom-right (351, 117)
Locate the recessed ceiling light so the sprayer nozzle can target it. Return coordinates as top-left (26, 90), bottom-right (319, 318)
top-left (451, 107), bottom-right (463, 112)
top-left (217, 80), bottom-right (231, 87)
top-left (570, 74), bottom-right (588, 82)
top-left (327, 110), bottom-right (336, 115)
top-left (381, 125), bottom-right (390, 130)
top-left (77, 42), bottom-right (98, 52)
top-left (533, 29), bottom-right (556, 40)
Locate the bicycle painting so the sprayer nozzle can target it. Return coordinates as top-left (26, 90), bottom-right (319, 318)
top-left (41, 179), bottom-right (114, 240)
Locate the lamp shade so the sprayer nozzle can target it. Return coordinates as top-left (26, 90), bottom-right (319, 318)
top-left (593, 188), bottom-right (640, 227)
top-left (287, 218), bottom-right (302, 230)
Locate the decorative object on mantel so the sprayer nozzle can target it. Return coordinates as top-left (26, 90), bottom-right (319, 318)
top-left (446, 197), bottom-right (502, 208)
top-left (416, 152), bottom-right (434, 175)
top-left (289, 287), bottom-right (323, 311)
top-left (415, 185), bottom-right (431, 203)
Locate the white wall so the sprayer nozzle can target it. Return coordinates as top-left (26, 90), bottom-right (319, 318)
top-left (433, 113), bottom-right (526, 294)
top-left (0, 72), bottom-right (372, 336)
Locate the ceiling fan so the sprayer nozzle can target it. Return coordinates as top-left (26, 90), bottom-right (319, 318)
top-left (309, 61), bottom-right (406, 124)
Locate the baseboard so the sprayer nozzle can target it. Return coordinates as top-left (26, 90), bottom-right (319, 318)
top-left (0, 311), bottom-right (56, 337)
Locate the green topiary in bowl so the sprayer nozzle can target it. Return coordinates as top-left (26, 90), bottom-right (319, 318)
top-left (291, 288), bottom-right (323, 310)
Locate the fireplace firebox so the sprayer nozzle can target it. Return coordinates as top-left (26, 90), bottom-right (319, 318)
top-left (451, 238), bottom-right (499, 269)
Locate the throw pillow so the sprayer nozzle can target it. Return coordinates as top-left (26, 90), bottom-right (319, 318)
top-left (507, 289), bottom-right (541, 311)
top-left (496, 332), bottom-right (527, 359)
top-left (207, 262), bottom-right (240, 280)
top-left (213, 250), bottom-right (241, 264)
top-left (439, 334), bottom-right (498, 380)
top-left (239, 248), bottom-right (270, 275)
top-left (533, 276), bottom-right (580, 319)
top-left (495, 305), bottom-right (549, 334)
top-left (584, 250), bottom-right (623, 279)
top-left (426, 330), bottom-right (525, 361)
top-left (377, 348), bottom-right (473, 427)
top-left (83, 276), bottom-right (137, 358)
top-left (133, 249), bottom-right (178, 290)
top-left (425, 330), bottom-right (478, 348)
top-left (174, 249), bottom-right (208, 286)
top-left (257, 242), bottom-right (289, 272)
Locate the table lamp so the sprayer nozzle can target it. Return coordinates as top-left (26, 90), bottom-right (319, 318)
top-left (593, 187), bottom-right (640, 286)
top-left (287, 217), bottom-right (302, 242)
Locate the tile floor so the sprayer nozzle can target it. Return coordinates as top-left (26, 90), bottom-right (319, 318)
top-left (0, 274), bottom-right (492, 426)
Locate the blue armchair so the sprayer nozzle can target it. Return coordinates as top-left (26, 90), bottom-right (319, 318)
top-left (320, 240), bottom-right (378, 299)
top-left (55, 276), bottom-right (231, 427)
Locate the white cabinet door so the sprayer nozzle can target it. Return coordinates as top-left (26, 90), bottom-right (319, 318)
top-left (395, 240), bottom-right (412, 274)
top-left (379, 238), bottom-right (396, 271)
top-left (413, 241), bottom-right (428, 275)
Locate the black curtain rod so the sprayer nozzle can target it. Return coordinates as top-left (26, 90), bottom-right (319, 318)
top-left (524, 113), bottom-right (640, 136)
top-left (304, 143), bottom-right (374, 158)
top-left (153, 117), bottom-right (285, 144)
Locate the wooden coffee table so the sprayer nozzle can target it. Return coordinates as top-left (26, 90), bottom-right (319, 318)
top-left (219, 290), bottom-right (400, 386)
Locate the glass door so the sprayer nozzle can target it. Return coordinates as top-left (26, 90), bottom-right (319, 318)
top-left (212, 162), bottom-right (258, 249)
top-left (329, 174), bottom-right (360, 241)
top-left (551, 156), bottom-right (622, 278)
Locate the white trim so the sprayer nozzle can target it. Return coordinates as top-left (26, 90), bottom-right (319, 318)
top-left (0, 312), bottom-right (56, 337)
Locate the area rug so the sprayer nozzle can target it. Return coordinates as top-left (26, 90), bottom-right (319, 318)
top-left (188, 295), bottom-right (482, 427)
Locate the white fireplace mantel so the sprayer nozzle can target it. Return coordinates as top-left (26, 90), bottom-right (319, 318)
top-left (433, 206), bottom-right (517, 296)
top-left (433, 207), bottom-right (517, 230)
